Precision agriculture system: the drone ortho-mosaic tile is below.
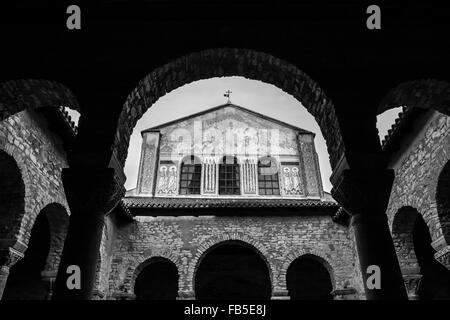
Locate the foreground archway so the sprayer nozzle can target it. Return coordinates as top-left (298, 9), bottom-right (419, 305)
top-left (134, 257), bottom-right (179, 300)
top-left (114, 48), bottom-right (345, 171)
top-left (286, 254), bottom-right (333, 300)
top-left (195, 241), bottom-right (271, 300)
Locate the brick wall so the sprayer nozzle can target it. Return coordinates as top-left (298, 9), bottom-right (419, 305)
top-left (104, 214), bottom-right (363, 299)
top-left (0, 110), bottom-right (70, 266)
top-left (386, 111), bottom-right (450, 256)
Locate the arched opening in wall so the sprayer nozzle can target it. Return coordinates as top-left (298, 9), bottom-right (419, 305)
top-left (194, 241), bottom-right (271, 300)
top-left (437, 160), bottom-right (450, 247)
top-left (0, 150), bottom-right (25, 241)
top-left (286, 254), bottom-right (333, 300)
top-left (118, 49), bottom-right (345, 196)
top-left (413, 212), bottom-right (450, 299)
top-left (134, 257), bottom-right (179, 300)
top-left (2, 211), bottom-right (50, 300)
top-left (392, 206), bottom-right (450, 299)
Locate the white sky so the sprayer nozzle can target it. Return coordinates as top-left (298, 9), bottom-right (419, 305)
top-left (66, 77), bottom-right (401, 193)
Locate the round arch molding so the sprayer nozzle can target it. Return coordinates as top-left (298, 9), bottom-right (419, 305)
top-left (0, 79), bottom-right (80, 122)
top-left (128, 252), bottom-right (183, 292)
top-left (113, 48), bottom-right (345, 171)
top-left (279, 248), bottom-right (336, 291)
top-left (188, 233), bottom-right (276, 293)
top-left (378, 79), bottom-right (450, 116)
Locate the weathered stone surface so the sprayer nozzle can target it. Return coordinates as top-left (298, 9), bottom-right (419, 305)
top-left (387, 111), bottom-right (450, 250)
top-left (104, 215), bottom-right (364, 299)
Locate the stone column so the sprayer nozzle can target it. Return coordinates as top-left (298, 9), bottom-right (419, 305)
top-left (332, 168), bottom-right (408, 300)
top-left (0, 247), bottom-right (24, 300)
top-left (52, 167), bottom-right (123, 300)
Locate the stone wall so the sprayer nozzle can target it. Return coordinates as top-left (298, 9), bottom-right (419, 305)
top-left (105, 214), bottom-right (363, 300)
top-left (386, 111), bottom-right (450, 256)
top-left (0, 110), bottom-right (70, 264)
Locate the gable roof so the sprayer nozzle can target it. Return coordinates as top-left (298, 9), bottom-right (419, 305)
top-left (141, 103), bottom-right (315, 135)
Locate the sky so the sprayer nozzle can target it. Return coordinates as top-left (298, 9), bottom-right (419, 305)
top-left (66, 77), bottom-right (401, 193)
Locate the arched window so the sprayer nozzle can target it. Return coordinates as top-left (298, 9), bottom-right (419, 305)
top-left (179, 156), bottom-right (202, 195)
top-left (219, 156), bottom-right (240, 195)
top-left (258, 157), bottom-right (280, 195)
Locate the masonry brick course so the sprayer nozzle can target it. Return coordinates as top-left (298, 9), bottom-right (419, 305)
top-left (105, 214), bottom-right (363, 299)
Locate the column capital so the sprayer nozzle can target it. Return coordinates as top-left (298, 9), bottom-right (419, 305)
top-left (402, 274), bottom-right (422, 300)
top-left (62, 167), bottom-right (125, 217)
top-left (434, 245), bottom-right (450, 270)
top-left (0, 247), bottom-right (24, 270)
top-left (331, 168), bottom-right (395, 216)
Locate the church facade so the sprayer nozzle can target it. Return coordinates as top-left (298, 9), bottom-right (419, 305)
top-left (101, 104), bottom-right (365, 300)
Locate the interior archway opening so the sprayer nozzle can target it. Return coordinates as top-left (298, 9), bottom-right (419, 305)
top-left (134, 258), bottom-right (179, 300)
top-left (286, 255), bottom-right (333, 300)
top-left (195, 242), bottom-right (271, 300)
top-left (2, 211), bottom-right (50, 300)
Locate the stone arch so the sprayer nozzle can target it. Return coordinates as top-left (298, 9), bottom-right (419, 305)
top-left (113, 48), bottom-right (345, 171)
top-left (0, 79), bottom-right (80, 122)
top-left (129, 251), bottom-right (182, 292)
top-left (279, 248), bottom-right (336, 291)
top-left (378, 79), bottom-right (450, 116)
top-left (189, 234), bottom-right (276, 293)
top-left (436, 160), bottom-right (450, 246)
top-left (391, 206), bottom-right (424, 272)
top-left (131, 256), bottom-right (180, 300)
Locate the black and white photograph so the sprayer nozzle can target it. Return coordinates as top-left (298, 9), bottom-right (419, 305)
top-left (0, 1), bottom-right (449, 317)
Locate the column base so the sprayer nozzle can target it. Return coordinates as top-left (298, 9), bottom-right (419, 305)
top-left (331, 288), bottom-right (357, 300)
top-left (177, 290), bottom-right (195, 300)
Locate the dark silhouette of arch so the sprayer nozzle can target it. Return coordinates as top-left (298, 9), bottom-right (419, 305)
top-left (2, 203), bottom-right (69, 300)
top-left (0, 150), bottom-right (25, 241)
top-left (219, 156), bottom-right (240, 195)
top-left (114, 48), bottom-right (345, 171)
top-left (195, 241), bottom-right (271, 300)
top-left (286, 254), bottom-right (333, 300)
top-left (436, 160), bottom-right (450, 244)
top-left (134, 257), bottom-right (179, 300)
